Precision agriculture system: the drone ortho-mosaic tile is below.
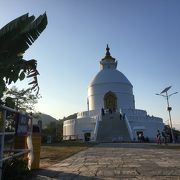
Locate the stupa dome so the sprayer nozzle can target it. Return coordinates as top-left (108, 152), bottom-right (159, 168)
top-left (88, 45), bottom-right (135, 111)
top-left (90, 69), bottom-right (132, 87)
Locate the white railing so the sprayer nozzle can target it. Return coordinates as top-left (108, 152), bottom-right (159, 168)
top-left (93, 118), bottom-right (99, 141)
top-left (77, 109), bottom-right (100, 119)
top-left (0, 105), bottom-right (33, 180)
top-left (92, 112), bottom-right (101, 141)
top-left (120, 109), bottom-right (134, 141)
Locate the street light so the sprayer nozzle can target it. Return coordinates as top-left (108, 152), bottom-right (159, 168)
top-left (156, 86), bottom-right (178, 143)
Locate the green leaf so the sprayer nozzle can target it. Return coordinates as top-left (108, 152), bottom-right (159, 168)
top-left (19, 71), bottom-right (25, 81)
top-left (5, 97), bottom-right (15, 108)
top-left (0, 78), bottom-right (5, 100)
top-left (0, 13), bottom-right (48, 100)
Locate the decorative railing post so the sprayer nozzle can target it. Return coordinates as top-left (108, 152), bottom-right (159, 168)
top-left (0, 109), bottom-right (6, 180)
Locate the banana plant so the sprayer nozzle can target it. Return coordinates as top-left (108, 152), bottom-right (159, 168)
top-left (0, 13), bottom-right (48, 102)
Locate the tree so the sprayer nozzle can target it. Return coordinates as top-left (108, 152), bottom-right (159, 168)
top-left (4, 86), bottom-right (41, 112)
top-left (0, 13), bottom-right (48, 103)
top-left (42, 121), bottom-right (63, 143)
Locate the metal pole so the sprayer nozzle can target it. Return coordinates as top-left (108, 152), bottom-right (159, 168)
top-left (0, 109), bottom-right (6, 180)
top-left (166, 92), bottom-right (175, 143)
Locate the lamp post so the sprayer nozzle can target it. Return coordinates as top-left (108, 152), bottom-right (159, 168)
top-left (156, 86), bottom-right (178, 143)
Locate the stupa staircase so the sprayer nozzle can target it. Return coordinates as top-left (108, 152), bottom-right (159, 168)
top-left (96, 112), bottom-right (131, 142)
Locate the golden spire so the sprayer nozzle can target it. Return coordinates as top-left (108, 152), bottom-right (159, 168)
top-left (106, 44), bottom-right (111, 56)
top-left (102, 44), bottom-right (115, 61)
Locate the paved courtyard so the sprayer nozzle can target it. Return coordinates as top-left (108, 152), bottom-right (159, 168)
top-left (32, 143), bottom-right (180, 180)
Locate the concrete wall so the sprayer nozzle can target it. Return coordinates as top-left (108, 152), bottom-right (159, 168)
top-left (63, 117), bottom-right (96, 141)
top-left (124, 109), bottom-right (164, 141)
top-left (63, 119), bottom-right (76, 140)
top-left (63, 108), bottom-right (164, 142)
top-left (88, 83), bottom-right (135, 110)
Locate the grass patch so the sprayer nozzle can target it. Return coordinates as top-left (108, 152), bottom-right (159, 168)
top-left (40, 141), bottom-right (97, 168)
top-left (150, 144), bottom-right (180, 150)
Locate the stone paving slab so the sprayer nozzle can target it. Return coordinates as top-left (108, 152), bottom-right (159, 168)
top-left (31, 143), bottom-right (180, 180)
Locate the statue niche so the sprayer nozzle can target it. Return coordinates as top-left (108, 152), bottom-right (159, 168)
top-left (104, 91), bottom-right (117, 111)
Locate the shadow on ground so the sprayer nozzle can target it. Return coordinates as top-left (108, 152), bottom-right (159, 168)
top-left (29, 168), bottom-right (100, 180)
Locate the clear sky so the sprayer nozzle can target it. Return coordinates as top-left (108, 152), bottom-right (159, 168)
top-left (0, 0), bottom-right (180, 129)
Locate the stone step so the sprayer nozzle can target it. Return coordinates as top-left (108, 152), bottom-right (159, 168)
top-left (96, 112), bottom-right (131, 142)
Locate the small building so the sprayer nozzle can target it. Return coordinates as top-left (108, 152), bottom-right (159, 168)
top-left (63, 45), bottom-right (164, 142)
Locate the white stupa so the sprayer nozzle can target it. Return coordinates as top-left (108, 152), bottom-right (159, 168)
top-left (63, 45), bottom-right (164, 142)
top-left (88, 45), bottom-right (134, 111)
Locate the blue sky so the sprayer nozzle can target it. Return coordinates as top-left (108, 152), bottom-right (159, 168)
top-left (0, 0), bottom-right (180, 128)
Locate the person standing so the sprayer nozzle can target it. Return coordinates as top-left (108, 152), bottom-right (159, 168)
top-left (156, 130), bottom-right (161, 144)
top-left (161, 129), bottom-right (167, 144)
top-left (101, 107), bottom-right (105, 116)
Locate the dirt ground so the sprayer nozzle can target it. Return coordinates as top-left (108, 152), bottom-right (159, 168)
top-left (39, 142), bottom-right (95, 168)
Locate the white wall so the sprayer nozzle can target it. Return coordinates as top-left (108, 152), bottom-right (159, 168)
top-left (63, 109), bottom-right (164, 142)
top-left (88, 83), bottom-right (135, 110)
top-left (125, 109), bottom-right (164, 141)
top-left (63, 119), bottom-right (76, 140)
top-left (63, 117), bottom-right (96, 141)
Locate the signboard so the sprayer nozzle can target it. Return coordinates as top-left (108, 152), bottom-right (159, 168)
top-left (15, 114), bottom-right (28, 135)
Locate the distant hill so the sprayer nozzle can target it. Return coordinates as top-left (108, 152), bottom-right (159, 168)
top-left (32, 112), bottom-right (77, 128)
top-left (61, 113), bottom-right (77, 121)
top-left (33, 113), bottom-right (58, 128)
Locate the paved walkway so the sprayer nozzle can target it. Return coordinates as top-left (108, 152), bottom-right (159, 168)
top-left (32, 143), bottom-right (180, 180)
